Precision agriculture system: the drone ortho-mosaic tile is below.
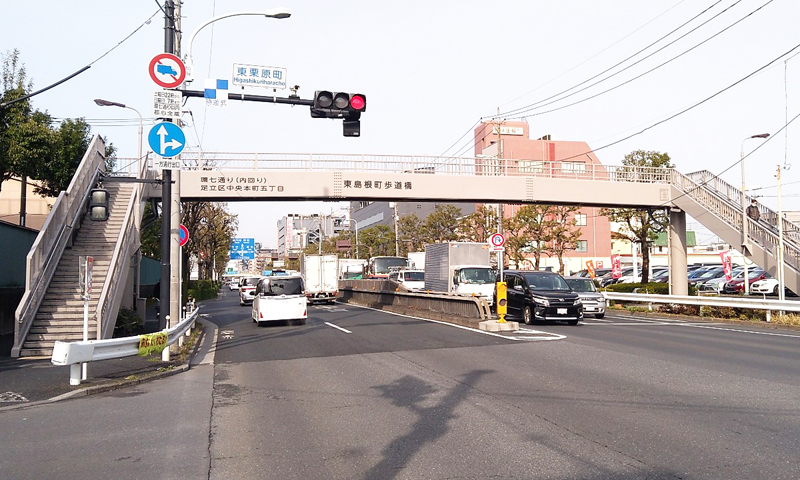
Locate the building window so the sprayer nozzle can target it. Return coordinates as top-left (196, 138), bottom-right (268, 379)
top-left (561, 162), bottom-right (586, 174)
top-left (575, 240), bottom-right (588, 253)
top-left (575, 213), bottom-right (587, 226)
top-left (519, 160), bottom-right (545, 174)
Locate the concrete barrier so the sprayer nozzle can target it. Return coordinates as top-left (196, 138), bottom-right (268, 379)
top-left (338, 280), bottom-right (490, 328)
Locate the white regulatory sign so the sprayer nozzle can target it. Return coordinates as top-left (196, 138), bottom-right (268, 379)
top-left (153, 90), bottom-right (182, 119)
top-left (153, 159), bottom-right (182, 171)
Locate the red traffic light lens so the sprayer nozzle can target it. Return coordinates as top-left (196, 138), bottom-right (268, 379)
top-left (349, 94), bottom-right (366, 111)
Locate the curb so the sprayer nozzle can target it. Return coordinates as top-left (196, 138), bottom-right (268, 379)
top-left (0, 315), bottom-right (213, 412)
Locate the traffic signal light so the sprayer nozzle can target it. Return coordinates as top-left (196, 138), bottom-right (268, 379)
top-left (311, 91), bottom-right (366, 136)
top-left (88, 188), bottom-right (109, 221)
top-left (496, 281), bottom-right (508, 322)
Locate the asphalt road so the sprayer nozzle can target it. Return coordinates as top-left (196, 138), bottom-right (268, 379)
top-left (2, 290), bottom-right (800, 479)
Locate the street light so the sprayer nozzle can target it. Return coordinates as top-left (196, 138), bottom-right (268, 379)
top-left (183, 8), bottom-right (292, 84)
top-left (740, 133), bottom-right (769, 294)
top-left (93, 99), bottom-right (143, 176)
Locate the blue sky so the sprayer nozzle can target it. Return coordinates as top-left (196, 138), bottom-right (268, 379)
top-left (2, 0), bottom-right (799, 247)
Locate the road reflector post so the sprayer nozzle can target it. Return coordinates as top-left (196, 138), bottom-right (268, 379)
top-left (496, 281), bottom-right (507, 322)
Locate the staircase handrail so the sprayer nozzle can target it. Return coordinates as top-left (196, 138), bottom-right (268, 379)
top-left (12, 135), bottom-right (107, 357)
top-left (671, 170), bottom-right (800, 273)
top-left (686, 169), bottom-right (800, 245)
top-left (96, 183), bottom-right (138, 340)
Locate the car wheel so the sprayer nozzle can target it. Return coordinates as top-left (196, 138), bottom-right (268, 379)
top-left (595, 313), bottom-right (605, 319)
top-left (567, 319), bottom-right (579, 326)
top-left (523, 306), bottom-right (533, 325)
top-left (773, 285), bottom-right (779, 296)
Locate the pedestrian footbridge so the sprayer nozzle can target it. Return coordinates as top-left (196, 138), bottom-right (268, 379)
top-left (11, 140), bottom-right (800, 356)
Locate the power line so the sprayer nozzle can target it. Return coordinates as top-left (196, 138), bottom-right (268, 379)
top-left (499, 0), bottom-right (733, 118)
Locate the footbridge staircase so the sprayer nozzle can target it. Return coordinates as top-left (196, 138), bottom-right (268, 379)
top-left (671, 169), bottom-right (800, 295)
top-left (12, 136), bottom-right (146, 357)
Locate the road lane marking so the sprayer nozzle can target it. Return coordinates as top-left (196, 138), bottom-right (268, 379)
top-left (0, 392), bottom-right (29, 403)
top-left (587, 314), bottom-right (800, 339)
top-left (343, 304), bottom-right (564, 341)
top-left (324, 322), bottom-right (352, 334)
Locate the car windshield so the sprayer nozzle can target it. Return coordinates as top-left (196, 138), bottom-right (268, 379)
top-left (243, 277), bottom-right (261, 286)
top-left (373, 257), bottom-right (409, 274)
top-left (458, 268), bottom-right (494, 284)
top-left (565, 278), bottom-right (597, 292)
top-left (403, 271), bottom-right (424, 281)
top-left (524, 273), bottom-right (571, 291)
top-left (266, 277), bottom-right (303, 296)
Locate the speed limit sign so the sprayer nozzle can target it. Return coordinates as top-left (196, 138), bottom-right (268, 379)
top-left (489, 233), bottom-right (505, 251)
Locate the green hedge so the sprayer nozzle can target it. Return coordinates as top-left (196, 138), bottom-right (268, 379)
top-left (187, 280), bottom-right (220, 302)
top-left (604, 282), bottom-right (697, 296)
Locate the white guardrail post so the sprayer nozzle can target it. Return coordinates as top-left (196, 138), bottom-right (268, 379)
top-left (51, 305), bottom-right (200, 386)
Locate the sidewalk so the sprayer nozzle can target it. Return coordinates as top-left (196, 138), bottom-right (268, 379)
top-left (0, 316), bottom-right (215, 411)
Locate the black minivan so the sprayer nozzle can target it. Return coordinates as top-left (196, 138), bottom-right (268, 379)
top-left (503, 270), bottom-right (583, 325)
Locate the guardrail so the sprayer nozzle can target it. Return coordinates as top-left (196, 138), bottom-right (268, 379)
top-left (603, 292), bottom-right (800, 319)
top-left (51, 305), bottom-right (200, 386)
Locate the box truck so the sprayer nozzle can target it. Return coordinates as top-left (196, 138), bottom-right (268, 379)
top-left (424, 242), bottom-right (495, 306)
top-left (301, 254), bottom-right (339, 304)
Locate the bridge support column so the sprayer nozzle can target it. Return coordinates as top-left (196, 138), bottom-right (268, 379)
top-left (669, 208), bottom-right (688, 295)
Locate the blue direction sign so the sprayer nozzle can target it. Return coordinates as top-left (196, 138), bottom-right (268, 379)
top-left (229, 238), bottom-right (255, 260)
top-left (148, 122), bottom-right (185, 158)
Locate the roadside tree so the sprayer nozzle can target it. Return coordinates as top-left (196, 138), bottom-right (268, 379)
top-left (600, 150), bottom-right (672, 282)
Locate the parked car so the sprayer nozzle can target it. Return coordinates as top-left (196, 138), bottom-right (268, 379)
top-left (251, 275), bottom-right (307, 326)
top-left (388, 269), bottom-right (425, 290)
top-left (697, 267), bottom-right (743, 293)
top-left (750, 278), bottom-right (798, 297)
top-left (239, 276), bottom-right (263, 306)
top-left (722, 269), bottom-right (770, 294)
top-left (563, 276), bottom-right (605, 319)
top-left (503, 270), bottom-right (582, 325)
top-left (616, 267), bottom-right (668, 284)
top-left (687, 267), bottom-right (727, 286)
top-left (599, 267), bottom-right (634, 287)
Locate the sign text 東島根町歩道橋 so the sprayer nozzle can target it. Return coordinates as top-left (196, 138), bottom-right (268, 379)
top-left (343, 180), bottom-right (413, 190)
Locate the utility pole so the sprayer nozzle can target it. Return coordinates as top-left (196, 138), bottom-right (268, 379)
top-left (494, 110), bottom-right (505, 281)
top-left (158, 0), bottom-right (175, 330)
top-left (170, 0), bottom-right (183, 328)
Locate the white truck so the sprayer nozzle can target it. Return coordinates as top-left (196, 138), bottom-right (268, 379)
top-left (300, 254), bottom-right (339, 304)
top-left (424, 242), bottom-right (495, 306)
top-left (407, 251), bottom-right (425, 270)
top-left (339, 258), bottom-right (367, 280)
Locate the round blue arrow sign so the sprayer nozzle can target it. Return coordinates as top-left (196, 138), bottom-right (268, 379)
top-left (148, 122), bottom-right (185, 158)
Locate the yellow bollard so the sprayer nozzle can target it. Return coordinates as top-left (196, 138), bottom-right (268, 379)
top-left (496, 281), bottom-right (507, 323)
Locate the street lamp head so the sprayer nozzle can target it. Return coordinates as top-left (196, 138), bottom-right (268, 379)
top-left (751, 133), bottom-right (770, 139)
top-left (264, 8), bottom-right (291, 19)
top-left (94, 98), bottom-right (125, 108)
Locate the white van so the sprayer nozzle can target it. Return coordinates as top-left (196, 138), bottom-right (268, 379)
top-left (388, 270), bottom-right (425, 290)
top-left (251, 275), bottom-right (307, 326)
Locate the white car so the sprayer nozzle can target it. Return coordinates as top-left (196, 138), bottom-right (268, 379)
top-left (388, 270), bottom-right (425, 290)
top-left (251, 275), bottom-right (307, 326)
top-left (750, 278), bottom-right (797, 297)
top-left (238, 276), bottom-right (263, 306)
